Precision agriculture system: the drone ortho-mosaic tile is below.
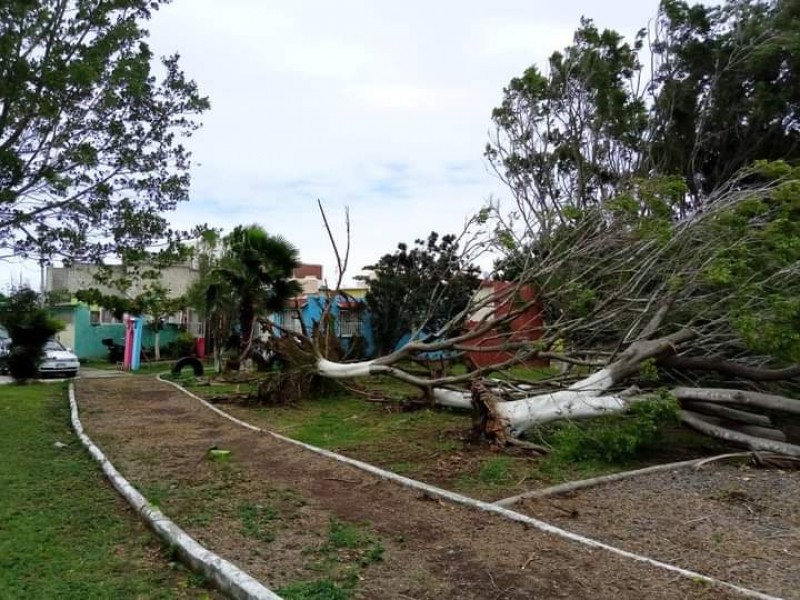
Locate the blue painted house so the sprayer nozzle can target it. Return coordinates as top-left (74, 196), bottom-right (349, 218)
top-left (272, 291), bottom-right (376, 358)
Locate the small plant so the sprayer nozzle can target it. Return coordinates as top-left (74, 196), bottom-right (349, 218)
top-left (323, 519), bottom-right (385, 566)
top-left (477, 456), bottom-right (514, 485)
top-left (238, 502), bottom-right (278, 542)
top-left (186, 571), bottom-right (210, 588)
top-left (539, 394), bottom-right (680, 465)
top-left (277, 579), bottom-right (349, 600)
top-left (638, 358), bottom-right (661, 384)
top-left (298, 518), bottom-right (385, 595)
top-left (167, 331), bottom-right (197, 358)
top-left (360, 542), bottom-right (385, 566)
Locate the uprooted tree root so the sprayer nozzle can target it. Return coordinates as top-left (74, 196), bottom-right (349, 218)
top-left (469, 380), bottom-right (548, 454)
top-left (254, 370), bottom-right (345, 405)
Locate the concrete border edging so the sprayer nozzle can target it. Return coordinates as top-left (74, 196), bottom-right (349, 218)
top-left (494, 457), bottom-right (711, 506)
top-left (68, 384), bottom-right (282, 600)
top-left (158, 374), bottom-right (785, 600)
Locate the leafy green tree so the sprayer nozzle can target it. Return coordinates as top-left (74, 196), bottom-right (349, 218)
top-left (651, 0), bottom-right (800, 203)
top-left (0, 287), bottom-right (63, 381)
top-left (359, 232), bottom-right (481, 356)
top-left (486, 0), bottom-right (800, 220)
top-left (0, 0), bottom-right (209, 263)
top-left (202, 225), bottom-right (302, 357)
top-left (486, 18), bottom-right (648, 237)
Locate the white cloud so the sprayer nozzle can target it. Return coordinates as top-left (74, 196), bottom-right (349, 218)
top-left (1, 0), bottom-right (666, 290)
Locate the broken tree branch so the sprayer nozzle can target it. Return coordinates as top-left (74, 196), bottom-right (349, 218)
top-left (680, 410), bottom-right (800, 457)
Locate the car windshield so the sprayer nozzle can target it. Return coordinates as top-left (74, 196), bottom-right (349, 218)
top-left (44, 340), bottom-right (66, 351)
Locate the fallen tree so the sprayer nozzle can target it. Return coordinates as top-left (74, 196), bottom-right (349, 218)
top-left (259, 162), bottom-right (800, 457)
top-left (256, 0), bottom-right (800, 454)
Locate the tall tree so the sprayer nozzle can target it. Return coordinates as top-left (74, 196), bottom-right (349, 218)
top-left (359, 232), bottom-right (481, 356)
top-left (0, 0), bottom-right (209, 263)
top-left (650, 0), bottom-right (800, 203)
top-left (274, 1), bottom-right (800, 455)
top-left (486, 0), bottom-right (800, 220)
top-left (205, 225), bottom-right (302, 358)
top-left (485, 18), bottom-right (648, 237)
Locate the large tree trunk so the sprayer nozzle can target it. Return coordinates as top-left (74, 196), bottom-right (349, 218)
top-left (313, 330), bottom-right (696, 440)
top-left (673, 387), bottom-right (800, 415)
top-left (239, 297), bottom-right (255, 358)
top-left (154, 330), bottom-right (161, 361)
top-left (439, 329), bottom-right (695, 439)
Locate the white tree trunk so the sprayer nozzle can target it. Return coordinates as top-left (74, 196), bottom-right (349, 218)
top-left (497, 391), bottom-right (628, 436)
top-left (154, 331), bottom-right (161, 361)
top-left (313, 330), bottom-right (694, 440)
top-left (567, 368), bottom-right (613, 393)
top-left (433, 370), bottom-right (627, 436)
top-left (317, 358), bottom-right (375, 378)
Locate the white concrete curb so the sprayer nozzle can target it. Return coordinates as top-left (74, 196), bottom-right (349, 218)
top-left (158, 374), bottom-right (785, 600)
top-left (68, 384), bottom-right (282, 600)
top-left (493, 457), bottom-right (711, 506)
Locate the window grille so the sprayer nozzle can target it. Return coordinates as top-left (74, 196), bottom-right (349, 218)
top-left (338, 309), bottom-right (362, 337)
top-left (282, 310), bottom-right (303, 334)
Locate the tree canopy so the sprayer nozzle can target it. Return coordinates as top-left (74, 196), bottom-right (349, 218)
top-left (193, 225), bottom-right (302, 357)
top-left (486, 0), bottom-right (800, 223)
top-left (359, 232), bottom-right (481, 356)
top-left (0, 0), bottom-right (209, 263)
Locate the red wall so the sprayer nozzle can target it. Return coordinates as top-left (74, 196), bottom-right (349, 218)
top-left (466, 282), bottom-right (545, 368)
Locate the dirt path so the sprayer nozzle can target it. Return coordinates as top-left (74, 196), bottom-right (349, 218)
top-left (76, 377), bottom-right (753, 599)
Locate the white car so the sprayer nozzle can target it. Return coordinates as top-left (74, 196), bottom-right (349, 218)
top-left (0, 330), bottom-right (9, 375)
top-left (39, 339), bottom-right (80, 378)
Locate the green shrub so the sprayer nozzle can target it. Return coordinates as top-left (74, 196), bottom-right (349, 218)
top-left (542, 394), bottom-right (680, 464)
top-left (166, 331), bottom-right (196, 358)
top-left (0, 288), bottom-right (63, 382)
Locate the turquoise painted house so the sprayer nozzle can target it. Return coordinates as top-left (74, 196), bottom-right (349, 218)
top-left (51, 302), bottom-right (184, 360)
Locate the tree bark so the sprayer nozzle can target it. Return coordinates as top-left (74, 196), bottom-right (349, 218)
top-left (673, 387), bottom-right (800, 415)
top-left (685, 412), bottom-right (786, 442)
top-left (661, 356), bottom-right (800, 381)
top-left (680, 411), bottom-right (800, 457)
top-left (450, 330), bottom-right (694, 437)
top-left (681, 401), bottom-right (772, 427)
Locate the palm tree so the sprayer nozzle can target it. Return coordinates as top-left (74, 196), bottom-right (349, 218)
top-left (208, 225), bottom-right (302, 359)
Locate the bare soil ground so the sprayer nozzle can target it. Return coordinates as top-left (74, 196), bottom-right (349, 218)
top-left (75, 376), bottom-right (780, 599)
top-left (518, 464), bottom-right (800, 600)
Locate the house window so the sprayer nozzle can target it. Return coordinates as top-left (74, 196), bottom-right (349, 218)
top-left (282, 310), bottom-right (303, 334)
top-left (101, 308), bottom-right (120, 323)
top-left (90, 308), bottom-right (120, 325)
top-left (338, 309), bottom-right (362, 338)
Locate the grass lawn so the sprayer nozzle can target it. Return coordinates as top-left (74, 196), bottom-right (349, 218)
top-left (173, 370), bottom-right (723, 500)
top-left (0, 383), bottom-right (217, 599)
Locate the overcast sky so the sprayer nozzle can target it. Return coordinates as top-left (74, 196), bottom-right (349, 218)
top-left (3, 0), bottom-right (671, 290)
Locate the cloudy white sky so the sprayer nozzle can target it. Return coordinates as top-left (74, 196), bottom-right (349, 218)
top-left (4, 0), bottom-right (669, 290)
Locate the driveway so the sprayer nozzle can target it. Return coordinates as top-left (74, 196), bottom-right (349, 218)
top-left (0, 367), bottom-right (128, 384)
